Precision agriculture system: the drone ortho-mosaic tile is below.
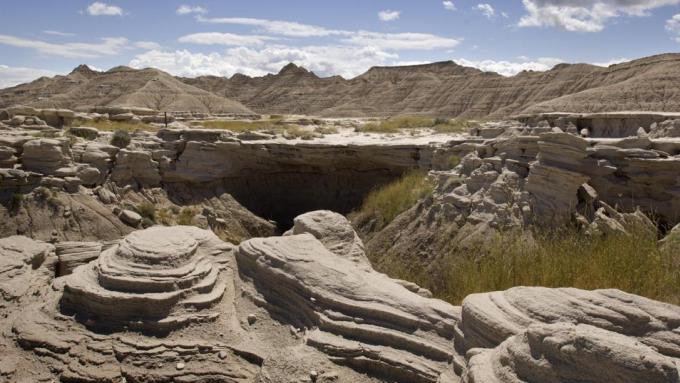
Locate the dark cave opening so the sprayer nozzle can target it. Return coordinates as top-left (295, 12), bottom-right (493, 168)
top-left (219, 170), bottom-right (404, 232)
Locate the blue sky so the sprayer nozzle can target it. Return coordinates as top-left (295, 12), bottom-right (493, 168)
top-left (1, 0), bottom-right (680, 87)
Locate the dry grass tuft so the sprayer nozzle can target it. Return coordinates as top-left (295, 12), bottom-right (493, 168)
top-left (353, 170), bottom-right (433, 230)
top-left (371, 228), bottom-right (680, 306)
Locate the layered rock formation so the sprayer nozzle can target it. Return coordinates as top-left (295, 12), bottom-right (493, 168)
top-left (60, 226), bottom-right (230, 333)
top-left (1, 217), bottom-right (679, 382)
top-left (238, 211), bottom-right (460, 382)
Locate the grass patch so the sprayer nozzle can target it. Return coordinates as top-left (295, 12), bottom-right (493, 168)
top-left (72, 119), bottom-right (157, 133)
top-left (135, 202), bottom-right (156, 223)
top-left (283, 126), bottom-right (320, 140)
top-left (177, 207), bottom-right (196, 225)
top-left (354, 169), bottom-right (433, 230)
top-left (371, 228), bottom-right (680, 305)
top-left (356, 116), bottom-right (476, 134)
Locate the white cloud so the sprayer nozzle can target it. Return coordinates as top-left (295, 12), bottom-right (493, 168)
top-left (197, 16), bottom-right (340, 37)
top-left (86, 2), bottom-right (123, 16)
top-left (0, 34), bottom-right (128, 58)
top-left (592, 57), bottom-right (629, 66)
top-left (378, 10), bottom-right (401, 21)
top-left (129, 45), bottom-right (399, 79)
top-left (0, 64), bottom-right (60, 89)
top-left (343, 31), bottom-right (461, 50)
top-left (176, 5), bottom-right (207, 15)
top-left (134, 41), bottom-right (161, 50)
top-left (666, 13), bottom-right (680, 42)
top-left (443, 1), bottom-right (456, 11)
top-left (475, 3), bottom-right (496, 18)
top-left (196, 15), bottom-right (460, 51)
top-left (178, 32), bottom-right (276, 46)
top-left (44, 30), bottom-right (74, 37)
top-left (456, 57), bottom-right (564, 76)
top-left (519, 0), bottom-right (680, 32)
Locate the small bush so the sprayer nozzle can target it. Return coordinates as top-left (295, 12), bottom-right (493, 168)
top-left (110, 130), bottom-right (131, 148)
top-left (156, 207), bottom-right (172, 225)
top-left (354, 170), bottom-right (433, 229)
top-left (284, 126), bottom-right (319, 140)
top-left (33, 186), bottom-right (52, 201)
top-left (177, 207), bottom-right (195, 225)
top-left (135, 202), bottom-right (156, 223)
top-left (314, 126), bottom-right (339, 135)
top-left (10, 193), bottom-right (23, 212)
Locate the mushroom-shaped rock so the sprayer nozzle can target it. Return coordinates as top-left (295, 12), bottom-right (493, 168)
top-left (60, 226), bottom-right (232, 333)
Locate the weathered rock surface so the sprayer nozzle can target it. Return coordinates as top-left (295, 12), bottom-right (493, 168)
top-left (61, 226), bottom-right (231, 333)
top-left (238, 231), bottom-right (460, 383)
top-left (54, 241), bottom-right (102, 276)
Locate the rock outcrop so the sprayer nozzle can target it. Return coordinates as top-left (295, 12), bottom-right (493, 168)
top-left (61, 226), bottom-right (231, 333)
top-left (238, 221), bottom-right (460, 383)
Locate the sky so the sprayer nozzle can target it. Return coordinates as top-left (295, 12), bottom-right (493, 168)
top-left (1, 0), bottom-right (680, 88)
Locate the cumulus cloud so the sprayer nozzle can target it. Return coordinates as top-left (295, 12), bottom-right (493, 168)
top-left (130, 45), bottom-right (399, 79)
top-left (443, 1), bottom-right (456, 11)
top-left (0, 65), bottom-right (60, 89)
top-left (475, 3), bottom-right (496, 18)
top-left (176, 5), bottom-right (207, 15)
top-left (666, 13), bottom-right (680, 42)
top-left (178, 32), bottom-right (276, 46)
top-left (455, 57), bottom-right (564, 76)
top-left (86, 2), bottom-right (123, 16)
top-left (519, 0), bottom-right (680, 32)
top-left (0, 34), bottom-right (128, 58)
top-left (378, 10), bottom-right (400, 21)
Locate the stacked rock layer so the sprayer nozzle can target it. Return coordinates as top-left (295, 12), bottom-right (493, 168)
top-left (60, 225), bottom-right (231, 333)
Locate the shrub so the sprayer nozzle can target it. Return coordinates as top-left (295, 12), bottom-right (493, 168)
top-left (354, 170), bottom-right (433, 229)
top-left (135, 202), bottom-right (156, 223)
top-left (156, 207), bottom-right (172, 225)
top-left (284, 126), bottom-right (319, 140)
top-left (33, 186), bottom-right (52, 201)
top-left (110, 130), bottom-right (131, 148)
top-left (177, 207), bottom-right (195, 225)
top-left (10, 193), bottom-right (23, 212)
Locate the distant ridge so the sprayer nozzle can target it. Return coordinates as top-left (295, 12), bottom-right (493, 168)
top-left (3, 53), bottom-right (680, 117)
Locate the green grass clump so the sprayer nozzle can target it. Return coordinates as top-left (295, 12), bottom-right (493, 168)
top-left (355, 170), bottom-right (433, 229)
top-left (371, 228), bottom-right (680, 306)
top-left (177, 207), bottom-right (196, 225)
top-left (73, 119), bottom-right (156, 132)
top-left (356, 116), bottom-right (475, 134)
top-left (135, 202), bottom-right (156, 223)
top-left (110, 130), bottom-right (131, 148)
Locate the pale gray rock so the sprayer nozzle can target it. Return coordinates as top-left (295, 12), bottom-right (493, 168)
top-left (286, 210), bottom-right (368, 265)
top-left (463, 323), bottom-right (679, 383)
top-left (118, 209), bottom-right (141, 227)
top-left (0, 236), bottom-right (56, 309)
top-left (55, 241), bottom-right (101, 276)
top-left (110, 149), bottom-right (161, 187)
top-left (238, 232), bottom-right (460, 383)
top-left (21, 138), bottom-right (71, 175)
top-left (60, 226), bottom-right (231, 333)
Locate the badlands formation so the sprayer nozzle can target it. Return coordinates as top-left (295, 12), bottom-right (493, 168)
top-left (1, 55), bottom-right (680, 382)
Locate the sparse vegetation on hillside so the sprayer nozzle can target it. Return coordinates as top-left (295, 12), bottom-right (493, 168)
top-left (356, 116), bottom-right (476, 134)
top-left (371, 228), bottom-right (680, 306)
top-left (352, 170), bottom-right (433, 230)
